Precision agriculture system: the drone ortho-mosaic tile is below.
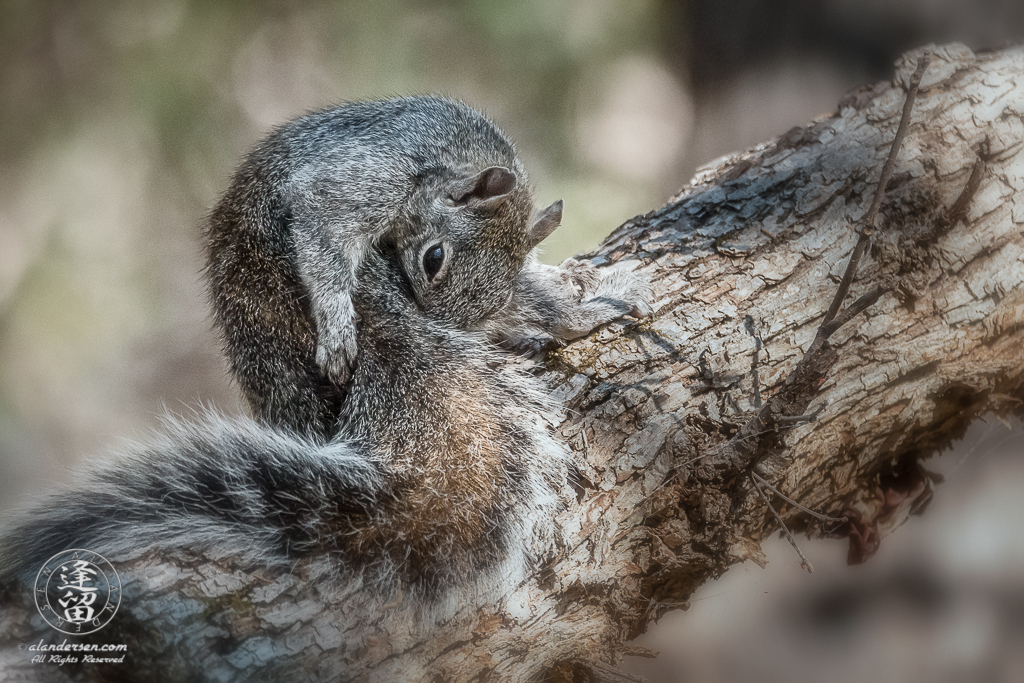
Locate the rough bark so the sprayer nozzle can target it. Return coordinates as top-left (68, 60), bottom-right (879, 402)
top-left (3, 42), bottom-right (1024, 682)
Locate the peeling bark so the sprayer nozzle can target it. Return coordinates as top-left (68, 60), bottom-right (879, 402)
top-left (3, 42), bottom-right (1024, 682)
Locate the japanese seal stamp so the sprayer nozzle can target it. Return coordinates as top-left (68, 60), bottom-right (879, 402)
top-left (34, 549), bottom-right (121, 634)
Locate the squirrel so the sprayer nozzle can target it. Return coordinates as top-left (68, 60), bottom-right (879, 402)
top-left (0, 97), bottom-right (651, 608)
top-left (209, 96), bottom-right (581, 438)
top-left (207, 96), bottom-right (650, 438)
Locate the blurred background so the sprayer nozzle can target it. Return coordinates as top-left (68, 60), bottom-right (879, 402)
top-left (0, 1), bottom-right (1021, 680)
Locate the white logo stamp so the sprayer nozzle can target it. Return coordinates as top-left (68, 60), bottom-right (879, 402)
top-left (34, 549), bottom-right (121, 635)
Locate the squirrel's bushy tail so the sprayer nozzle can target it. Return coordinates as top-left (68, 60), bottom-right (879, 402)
top-left (0, 414), bottom-right (384, 583)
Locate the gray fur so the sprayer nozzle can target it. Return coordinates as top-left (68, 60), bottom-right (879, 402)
top-left (0, 413), bottom-right (384, 580)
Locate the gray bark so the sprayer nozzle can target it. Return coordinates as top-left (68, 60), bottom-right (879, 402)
top-left (2, 42), bottom-right (1023, 682)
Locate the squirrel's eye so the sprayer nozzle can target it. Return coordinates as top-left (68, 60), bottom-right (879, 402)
top-left (422, 243), bottom-right (445, 281)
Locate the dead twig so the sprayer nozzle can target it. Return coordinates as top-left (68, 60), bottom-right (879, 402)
top-left (750, 472), bottom-right (813, 573)
top-left (818, 278), bottom-right (899, 340)
top-left (750, 471), bottom-right (847, 526)
top-left (823, 53), bottom-right (931, 326)
top-left (745, 315), bottom-right (763, 409)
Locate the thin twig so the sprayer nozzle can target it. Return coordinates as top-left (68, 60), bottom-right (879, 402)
top-left (819, 278), bottom-right (899, 340)
top-left (745, 316), bottom-right (763, 408)
top-left (863, 54), bottom-right (932, 235)
top-left (750, 471), bottom-right (847, 525)
top-left (822, 53), bottom-right (931, 326)
top-left (750, 473), bottom-right (813, 573)
top-left (822, 235), bottom-right (872, 326)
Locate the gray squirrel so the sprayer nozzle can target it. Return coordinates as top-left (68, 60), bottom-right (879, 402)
top-left (0, 97), bottom-right (651, 610)
top-left (207, 96), bottom-right (649, 438)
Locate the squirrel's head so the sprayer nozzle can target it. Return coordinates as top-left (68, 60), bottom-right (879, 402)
top-left (397, 165), bottom-right (562, 328)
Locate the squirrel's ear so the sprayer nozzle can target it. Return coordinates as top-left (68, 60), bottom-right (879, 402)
top-left (528, 199), bottom-right (563, 247)
top-left (449, 166), bottom-right (517, 207)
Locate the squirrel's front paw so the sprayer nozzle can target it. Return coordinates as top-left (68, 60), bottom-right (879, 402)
top-left (314, 301), bottom-right (359, 386)
top-left (594, 267), bottom-right (654, 319)
top-left (316, 329), bottom-right (358, 386)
